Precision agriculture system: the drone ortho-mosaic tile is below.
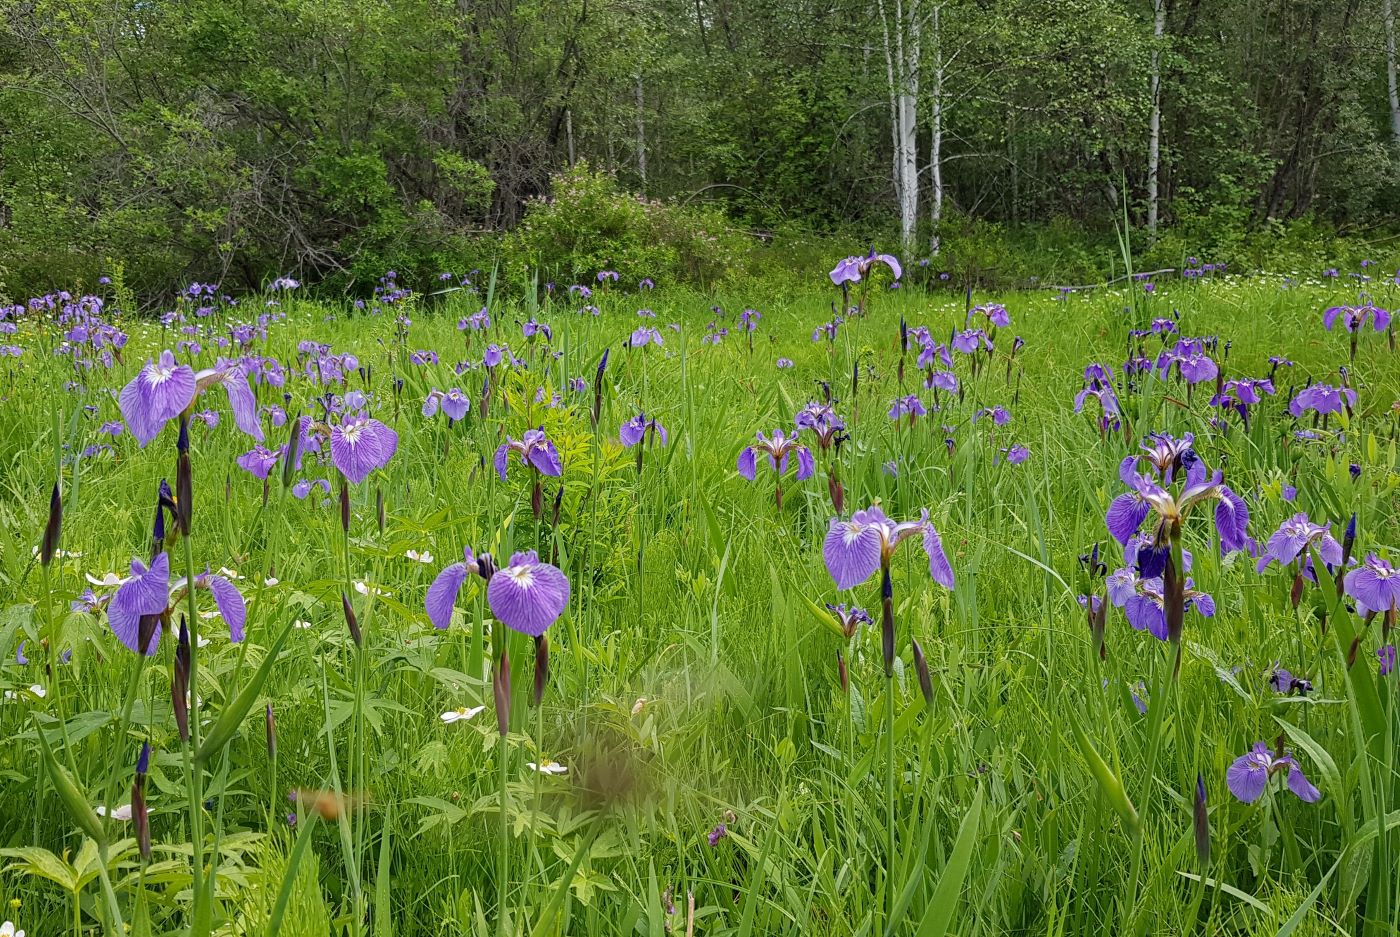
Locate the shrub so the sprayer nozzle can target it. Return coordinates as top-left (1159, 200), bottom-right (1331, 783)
top-left (502, 162), bottom-right (749, 291)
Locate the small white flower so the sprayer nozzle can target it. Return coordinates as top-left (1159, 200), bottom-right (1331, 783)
top-left (631, 697), bottom-right (647, 716)
top-left (217, 566), bottom-right (244, 580)
top-left (354, 581), bottom-right (391, 598)
top-left (3, 685), bottom-right (46, 701)
top-left (85, 571), bottom-right (124, 587)
top-left (95, 804), bottom-right (133, 821)
top-left (406, 549), bottom-right (435, 564)
top-left (440, 706), bottom-right (486, 724)
top-left (2, 919), bottom-right (26, 937)
top-left (264, 577), bottom-right (280, 587)
top-left (293, 619), bottom-right (313, 630)
top-left (526, 760), bottom-right (568, 776)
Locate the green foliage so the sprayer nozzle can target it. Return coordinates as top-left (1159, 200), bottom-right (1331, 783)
top-left (503, 163), bottom-right (747, 289)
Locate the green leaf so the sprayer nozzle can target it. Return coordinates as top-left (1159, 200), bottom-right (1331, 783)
top-left (913, 785), bottom-right (984, 937)
top-left (196, 618), bottom-right (296, 764)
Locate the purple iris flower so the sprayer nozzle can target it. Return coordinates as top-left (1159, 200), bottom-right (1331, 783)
top-left (423, 388), bottom-right (470, 420)
top-left (776, 358), bottom-right (794, 369)
top-left (823, 505), bottom-right (954, 591)
top-left (888, 394), bottom-right (927, 422)
top-left (952, 329), bottom-right (991, 354)
top-left (917, 340), bottom-right (953, 370)
top-left (975, 406), bottom-right (1010, 425)
top-left (1289, 384), bottom-right (1356, 418)
top-left (925, 370), bottom-right (958, 393)
top-left (1176, 354), bottom-right (1219, 384)
top-left (1105, 434), bottom-right (1248, 556)
top-left (596, 270), bottom-right (619, 283)
top-left (829, 250), bottom-right (902, 285)
top-left (1106, 565), bottom-right (1214, 640)
top-left (629, 326), bottom-right (664, 348)
top-left (639, 277), bottom-right (655, 290)
top-left (236, 445), bottom-right (284, 480)
top-left (489, 551), bottom-right (570, 636)
top-left (329, 414), bottom-right (398, 484)
top-left (522, 318), bottom-right (552, 342)
top-left (425, 547), bottom-right (489, 630)
top-left (1379, 645), bottom-right (1396, 676)
top-left (426, 548), bottom-right (570, 637)
top-left (1323, 303), bottom-right (1391, 332)
top-left (118, 351), bottom-right (197, 446)
top-left (1074, 364), bottom-right (1120, 418)
top-left (826, 603), bottom-right (872, 638)
top-left (1343, 554), bottom-right (1399, 615)
top-left (737, 429), bottom-right (814, 482)
top-left (812, 318), bottom-right (842, 343)
top-left (483, 344), bottom-right (506, 368)
top-left (620, 413), bottom-right (668, 448)
top-left (969, 303), bottom-right (1010, 328)
top-left (1255, 513), bottom-right (1342, 573)
top-left (108, 553), bottom-right (170, 655)
top-left (175, 568), bottom-right (248, 642)
top-left (1226, 742), bottom-right (1321, 803)
top-left (1268, 666), bottom-right (1312, 696)
top-left (795, 402), bottom-right (846, 449)
top-left (458, 308), bottom-right (491, 331)
top-left (292, 478), bottom-right (331, 500)
top-left (494, 428), bottom-right (563, 480)
top-left (1002, 445), bottom-right (1030, 465)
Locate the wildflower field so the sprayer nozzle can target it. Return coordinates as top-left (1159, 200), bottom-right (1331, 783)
top-left (1, 261), bottom-right (1398, 937)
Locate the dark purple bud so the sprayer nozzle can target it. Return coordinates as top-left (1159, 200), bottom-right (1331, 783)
top-left (1349, 463), bottom-right (1361, 481)
top-left (493, 649), bottom-right (511, 737)
top-left (173, 618), bottom-right (191, 743)
top-left (899, 316), bottom-right (908, 354)
top-left (837, 648), bottom-right (848, 694)
top-left (136, 741), bottom-right (151, 776)
top-left (827, 470), bottom-right (844, 516)
top-left (137, 612), bottom-right (162, 658)
top-left (132, 771), bottom-right (150, 861)
top-left (175, 448), bottom-right (193, 536)
top-left (282, 413), bottom-right (302, 489)
top-left (880, 564), bottom-right (895, 678)
top-left (1290, 572), bottom-right (1305, 609)
top-left (532, 635), bottom-right (549, 708)
top-left (265, 703), bottom-right (277, 759)
top-left (376, 485), bottom-right (385, 535)
top-left (40, 481), bottom-right (62, 568)
top-left (177, 414), bottom-right (190, 455)
top-left (1193, 774), bottom-right (1210, 865)
top-left (1347, 635), bottom-right (1361, 670)
top-left (341, 591), bottom-right (362, 646)
top-left (1342, 514), bottom-right (1357, 564)
top-left (339, 479), bottom-right (350, 533)
top-left (911, 638), bottom-right (933, 705)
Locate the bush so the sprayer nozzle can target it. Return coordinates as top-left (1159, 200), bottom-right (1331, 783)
top-left (502, 163), bottom-right (749, 291)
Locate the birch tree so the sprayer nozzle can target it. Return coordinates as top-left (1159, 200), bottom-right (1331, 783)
top-left (879, 0), bottom-right (921, 254)
top-left (1146, 0), bottom-right (1166, 240)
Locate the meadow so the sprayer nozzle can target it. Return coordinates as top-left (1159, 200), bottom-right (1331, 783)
top-left (0, 259), bottom-right (1397, 937)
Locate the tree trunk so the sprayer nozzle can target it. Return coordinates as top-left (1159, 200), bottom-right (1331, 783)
top-left (1146, 0), bottom-right (1166, 240)
top-left (635, 72), bottom-right (647, 191)
top-left (1386, 0), bottom-right (1400, 150)
top-left (881, 0), bottom-right (920, 254)
top-left (928, 2), bottom-right (943, 256)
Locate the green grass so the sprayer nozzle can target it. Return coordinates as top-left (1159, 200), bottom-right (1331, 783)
top-left (0, 268), bottom-right (1397, 936)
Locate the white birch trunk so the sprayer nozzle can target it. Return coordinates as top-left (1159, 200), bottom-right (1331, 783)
top-left (635, 72), bottom-right (647, 190)
top-left (1146, 0), bottom-right (1166, 239)
top-left (929, 2), bottom-right (943, 256)
top-left (896, 0), bottom-right (920, 255)
top-left (1386, 0), bottom-right (1400, 150)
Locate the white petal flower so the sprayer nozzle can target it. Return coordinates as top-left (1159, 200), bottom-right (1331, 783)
top-left (95, 804), bottom-right (133, 821)
top-left (406, 550), bottom-right (435, 564)
top-left (85, 571), bottom-right (124, 587)
top-left (526, 760), bottom-right (568, 775)
top-left (439, 706), bottom-right (486, 724)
